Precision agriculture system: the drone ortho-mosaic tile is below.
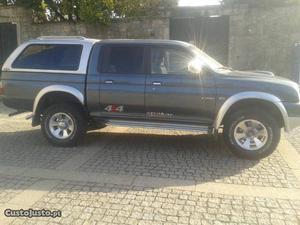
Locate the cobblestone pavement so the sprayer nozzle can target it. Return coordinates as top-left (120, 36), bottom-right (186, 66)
top-left (0, 103), bottom-right (300, 225)
top-left (12, 182), bottom-right (300, 225)
top-left (0, 175), bottom-right (38, 204)
top-left (79, 129), bottom-right (299, 189)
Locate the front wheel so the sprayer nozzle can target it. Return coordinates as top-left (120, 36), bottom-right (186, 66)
top-left (41, 104), bottom-right (87, 147)
top-left (223, 109), bottom-right (281, 160)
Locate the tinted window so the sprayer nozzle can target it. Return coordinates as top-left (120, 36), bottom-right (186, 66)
top-left (12, 44), bottom-right (83, 71)
top-left (101, 46), bottom-right (144, 74)
top-left (151, 47), bottom-right (193, 75)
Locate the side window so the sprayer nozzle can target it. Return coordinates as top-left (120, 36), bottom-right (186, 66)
top-left (101, 46), bottom-right (144, 74)
top-left (12, 44), bottom-right (83, 71)
top-left (151, 47), bottom-right (194, 75)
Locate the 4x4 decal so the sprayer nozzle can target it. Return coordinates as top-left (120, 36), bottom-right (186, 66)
top-left (104, 105), bottom-right (124, 113)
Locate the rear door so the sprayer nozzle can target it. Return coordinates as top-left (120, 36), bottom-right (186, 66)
top-left (145, 45), bottom-right (216, 124)
top-left (97, 44), bottom-right (146, 120)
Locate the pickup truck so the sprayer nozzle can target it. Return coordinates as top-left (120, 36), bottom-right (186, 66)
top-left (1, 36), bottom-right (300, 159)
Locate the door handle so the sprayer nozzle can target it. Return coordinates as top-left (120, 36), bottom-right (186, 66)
top-left (152, 82), bottom-right (162, 86)
top-left (104, 80), bottom-right (114, 84)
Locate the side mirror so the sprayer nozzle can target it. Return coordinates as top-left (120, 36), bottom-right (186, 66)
top-left (188, 59), bottom-right (203, 74)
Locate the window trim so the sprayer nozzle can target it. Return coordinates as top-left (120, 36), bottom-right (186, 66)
top-left (149, 45), bottom-right (195, 76)
top-left (98, 44), bottom-right (146, 75)
top-left (11, 43), bottom-right (83, 72)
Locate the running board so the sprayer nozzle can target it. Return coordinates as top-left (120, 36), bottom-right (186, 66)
top-left (106, 120), bottom-right (211, 133)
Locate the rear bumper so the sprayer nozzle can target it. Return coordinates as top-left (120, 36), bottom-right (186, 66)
top-left (2, 96), bottom-right (33, 112)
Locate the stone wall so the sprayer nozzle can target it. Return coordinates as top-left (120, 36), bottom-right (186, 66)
top-left (229, 4), bottom-right (300, 79)
top-left (0, 6), bottom-right (169, 42)
top-left (1, 5), bottom-right (300, 79)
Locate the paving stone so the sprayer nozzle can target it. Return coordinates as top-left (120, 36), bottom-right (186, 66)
top-left (79, 128), bottom-right (300, 189)
top-left (0, 174), bottom-right (38, 204)
top-left (7, 181), bottom-right (299, 225)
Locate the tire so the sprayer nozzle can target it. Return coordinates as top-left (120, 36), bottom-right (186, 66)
top-left (41, 104), bottom-right (87, 147)
top-left (223, 109), bottom-right (281, 160)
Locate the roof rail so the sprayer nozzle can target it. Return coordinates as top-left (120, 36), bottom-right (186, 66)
top-left (37, 36), bottom-right (87, 40)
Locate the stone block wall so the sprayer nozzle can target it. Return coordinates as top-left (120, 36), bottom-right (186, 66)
top-left (173, 4), bottom-right (300, 79)
top-left (229, 5), bottom-right (300, 79)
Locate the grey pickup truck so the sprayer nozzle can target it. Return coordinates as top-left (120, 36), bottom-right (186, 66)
top-left (1, 36), bottom-right (300, 159)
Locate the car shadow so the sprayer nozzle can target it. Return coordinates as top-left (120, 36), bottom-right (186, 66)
top-left (83, 130), bottom-right (261, 181)
top-left (0, 127), bottom-right (264, 194)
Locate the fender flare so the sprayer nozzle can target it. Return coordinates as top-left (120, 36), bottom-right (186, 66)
top-left (33, 85), bottom-right (84, 116)
top-left (213, 91), bottom-right (290, 131)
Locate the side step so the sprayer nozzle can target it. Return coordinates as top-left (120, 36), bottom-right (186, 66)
top-left (106, 120), bottom-right (210, 133)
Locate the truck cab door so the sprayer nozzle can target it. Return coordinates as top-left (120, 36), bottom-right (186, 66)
top-left (91, 44), bottom-right (146, 120)
top-left (145, 45), bottom-right (216, 125)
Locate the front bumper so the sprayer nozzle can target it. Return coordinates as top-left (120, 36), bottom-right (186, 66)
top-left (283, 102), bottom-right (300, 131)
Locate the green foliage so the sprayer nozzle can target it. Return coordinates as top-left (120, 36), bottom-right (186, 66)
top-left (113, 0), bottom-right (174, 17)
top-left (0, 0), bottom-right (174, 24)
top-left (0, 0), bottom-right (15, 5)
top-left (79, 0), bottom-right (114, 24)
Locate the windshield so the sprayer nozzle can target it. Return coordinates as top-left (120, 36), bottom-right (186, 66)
top-left (189, 45), bottom-right (224, 71)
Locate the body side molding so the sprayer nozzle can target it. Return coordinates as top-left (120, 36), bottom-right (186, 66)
top-left (33, 85), bottom-right (84, 116)
top-left (214, 91), bottom-right (290, 132)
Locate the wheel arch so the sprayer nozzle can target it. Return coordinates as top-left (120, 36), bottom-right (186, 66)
top-left (214, 92), bottom-right (289, 132)
top-left (32, 85), bottom-right (85, 126)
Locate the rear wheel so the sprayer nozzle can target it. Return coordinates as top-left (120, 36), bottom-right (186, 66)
top-left (223, 109), bottom-right (281, 159)
top-left (41, 104), bottom-right (87, 147)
